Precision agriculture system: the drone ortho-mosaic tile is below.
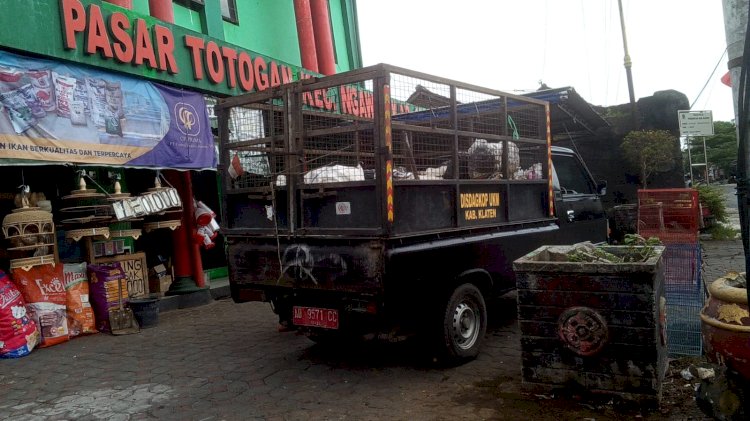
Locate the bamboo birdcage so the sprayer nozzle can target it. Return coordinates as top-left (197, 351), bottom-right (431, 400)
top-left (2, 187), bottom-right (57, 270)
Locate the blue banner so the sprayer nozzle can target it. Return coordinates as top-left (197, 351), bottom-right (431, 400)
top-left (0, 50), bottom-right (216, 170)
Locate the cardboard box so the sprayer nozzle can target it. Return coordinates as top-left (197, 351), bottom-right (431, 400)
top-left (149, 264), bottom-right (167, 279)
top-left (149, 274), bottom-right (172, 297)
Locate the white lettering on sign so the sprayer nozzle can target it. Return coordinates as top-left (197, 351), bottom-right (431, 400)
top-left (111, 187), bottom-right (182, 220)
top-left (335, 202), bottom-right (351, 215)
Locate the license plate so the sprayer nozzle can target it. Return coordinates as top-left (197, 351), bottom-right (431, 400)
top-left (292, 306), bottom-right (339, 329)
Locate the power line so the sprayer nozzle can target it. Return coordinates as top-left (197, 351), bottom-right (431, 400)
top-left (690, 47), bottom-right (728, 109)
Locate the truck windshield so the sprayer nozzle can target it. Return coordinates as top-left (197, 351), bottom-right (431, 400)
top-left (552, 154), bottom-right (595, 195)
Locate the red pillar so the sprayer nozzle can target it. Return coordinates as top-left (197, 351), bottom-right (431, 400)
top-left (104, 0), bottom-right (132, 8)
top-left (310, 0), bottom-right (336, 76)
top-left (180, 171), bottom-right (206, 288)
top-left (163, 170), bottom-right (205, 289)
top-left (293, 0), bottom-right (319, 73)
top-left (164, 172), bottom-right (191, 279)
top-left (149, 0), bottom-right (175, 23)
top-left (151, 1), bottom-right (205, 290)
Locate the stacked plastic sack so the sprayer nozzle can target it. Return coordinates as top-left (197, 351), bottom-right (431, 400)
top-left (0, 270), bottom-right (39, 358)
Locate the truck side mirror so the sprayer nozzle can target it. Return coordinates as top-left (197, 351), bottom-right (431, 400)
top-left (597, 180), bottom-right (607, 196)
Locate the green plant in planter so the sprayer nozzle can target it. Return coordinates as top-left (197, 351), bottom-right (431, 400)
top-left (567, 234), bottom-right (662, 263)
top-left (696, 184), bottom-right (728, 224)
top-left (622, 234), bottom-right (663, 262)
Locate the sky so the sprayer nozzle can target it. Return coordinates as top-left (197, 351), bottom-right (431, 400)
top-left (357, 0), bottom-right (736, 123)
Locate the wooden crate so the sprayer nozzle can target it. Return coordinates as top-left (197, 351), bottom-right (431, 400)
top-left (149, 274), bottom-right (172, 297)
top-left (513, 245), bottom-right (668, 408)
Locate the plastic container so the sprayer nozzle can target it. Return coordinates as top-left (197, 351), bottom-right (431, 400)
top-left (128, 297), bottom-right (159, 328)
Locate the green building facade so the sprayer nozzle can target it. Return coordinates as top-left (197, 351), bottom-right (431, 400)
top-left (0, 0), bottom-right (362, 95)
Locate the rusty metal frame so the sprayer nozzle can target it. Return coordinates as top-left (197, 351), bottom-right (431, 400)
top-left (217, 64), bottom-right (554, 238)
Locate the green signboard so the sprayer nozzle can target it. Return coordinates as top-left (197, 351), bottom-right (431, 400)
top-left (0, 0), bottom-right (309, 96)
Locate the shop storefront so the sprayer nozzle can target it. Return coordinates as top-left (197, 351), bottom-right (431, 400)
top-left (0, 0), bottom-right (361, 356)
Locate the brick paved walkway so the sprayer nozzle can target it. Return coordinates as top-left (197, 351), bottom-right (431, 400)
top-left (1, 295), bottom-right (522, 421)
top-left (2, 240), bottom-right (742, 420)
top-left (701, 239), bottom-right (745, 283)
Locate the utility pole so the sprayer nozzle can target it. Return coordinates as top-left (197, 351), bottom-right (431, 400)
top-left (618, 0), bottom-right (638, 128)
top-left (722, 0), bottom-right (749, 273)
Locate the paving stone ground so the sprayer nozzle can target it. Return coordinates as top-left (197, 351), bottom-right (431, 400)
top-left (1, 239), bottom-right (743, 420)
top-left (0, 292), bottom-right (527, 421)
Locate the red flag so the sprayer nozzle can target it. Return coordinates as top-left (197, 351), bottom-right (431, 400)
top-left (228, 154), bottom-right (244, 179)
top-left (721, 71), bottom-right (732, 87)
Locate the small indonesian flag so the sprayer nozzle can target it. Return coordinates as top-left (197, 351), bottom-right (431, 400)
top-left (228, 153), bottom-right (244, 179)
top-left (721, 71), bottom-right (732, 87)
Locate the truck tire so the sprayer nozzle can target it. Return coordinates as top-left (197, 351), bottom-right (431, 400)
top-left (439, 283), bottom-right (487, 361)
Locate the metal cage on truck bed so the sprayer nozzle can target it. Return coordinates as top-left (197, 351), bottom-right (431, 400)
top-left (215, 64), bottom-right (553, 238)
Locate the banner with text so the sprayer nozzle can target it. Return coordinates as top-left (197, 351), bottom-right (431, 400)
top-left (0, 51), bottom-right (216, 169)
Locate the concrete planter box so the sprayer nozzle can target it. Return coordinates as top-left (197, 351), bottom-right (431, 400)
top-left (513, 245), bottom-right (667, 408)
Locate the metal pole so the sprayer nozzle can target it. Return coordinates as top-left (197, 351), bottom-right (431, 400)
top-left (703, 136), bottom-right (710, 183)
top-left (722, 0), bottom-right (749, 273)
top-left (687, 136), bottom-right (694, 185)
top-left (721, 1), bottom-right (750, 415)
top-left (618, 0), bottom-right (638, 128)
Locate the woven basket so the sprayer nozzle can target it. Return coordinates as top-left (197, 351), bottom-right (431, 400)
top-left (2, 209), bottom-right (54, 242)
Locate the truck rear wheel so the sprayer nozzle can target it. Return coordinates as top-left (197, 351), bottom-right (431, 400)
top-left (439, 283), bottom-right (487, 361)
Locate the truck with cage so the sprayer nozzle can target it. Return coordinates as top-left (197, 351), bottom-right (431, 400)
top-left (215, 64), bottom-right (607, 361)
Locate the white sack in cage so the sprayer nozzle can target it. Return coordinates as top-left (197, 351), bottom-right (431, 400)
top-left (304, 164), bottom-right (365, 184)
top-left (418, 165), bottom-right (447, 180)
top-left (467, 139), bottom-right (520, 179)
top-left (392, 166), bottom-right (414, 180)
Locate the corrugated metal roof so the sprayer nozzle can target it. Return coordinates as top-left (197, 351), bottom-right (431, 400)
top-left (400, 85), bottom-right (609, 140)
top-left (523, 87), bottom-right (610, 140)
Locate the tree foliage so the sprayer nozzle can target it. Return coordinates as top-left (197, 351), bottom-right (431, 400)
top-left (683, 121), bottom-right (737, 179)
top-left (621, 130), bottom-right (679, 188)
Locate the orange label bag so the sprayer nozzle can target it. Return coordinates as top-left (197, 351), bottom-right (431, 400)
top-left (63, 263), bottom-right (96, 337)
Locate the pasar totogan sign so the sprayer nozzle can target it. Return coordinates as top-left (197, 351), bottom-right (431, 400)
top-left (60, 0), bottom-right (295, 91)
top-left (59, 0), bottom-right (416, 118)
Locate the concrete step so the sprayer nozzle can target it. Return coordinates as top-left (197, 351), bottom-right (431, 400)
top-left (208, 277), bottom-right (230, 300)
top-left (154, 277), bottom-right (230, 313)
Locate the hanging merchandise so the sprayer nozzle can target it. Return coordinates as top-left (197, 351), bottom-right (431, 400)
top-left (142, 174), bottom-right (182, 233)
top-left (194, 199), bottom-right (219, 249)
top-left (61, 173), bottom-right (111, 242)
top-left (0, 270), bottom-right (40, 358)
top-left (10, 263), bottom-right (69, 348)
top-left (105, 174), bottom-right (142, 240)
top-left (2, 185), bottom-right (56, 268)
